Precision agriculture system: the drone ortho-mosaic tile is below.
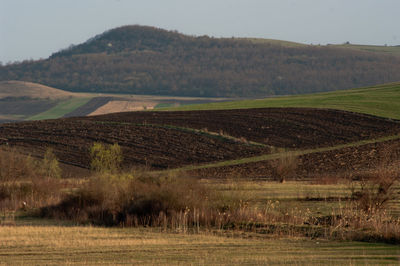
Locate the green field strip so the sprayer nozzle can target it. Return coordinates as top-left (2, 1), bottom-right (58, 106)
top-left (163, 83), bottom-right (400, 120)
top-left (26, 97), bottom-right (93, 120)
top-left (161, 134), bottom-right (400, 173)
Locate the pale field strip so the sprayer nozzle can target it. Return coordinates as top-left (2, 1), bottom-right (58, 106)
top-left (88, 100), bottom-right (157, 115)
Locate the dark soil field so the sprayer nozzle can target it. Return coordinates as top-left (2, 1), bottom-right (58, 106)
top-left (191, 138), bottom-right (400, 180)
top-left (0, 98), bottom-right (59, 120)
top-left (0, 119), bottom-right (266, 170)
top-left (85, 108), bottom-right (400, 149)
top-left (0, 107), bottom-right (399, 174)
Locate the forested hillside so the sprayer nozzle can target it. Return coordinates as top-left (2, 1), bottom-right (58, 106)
top-left (1, 25), bottom-right (400, 97)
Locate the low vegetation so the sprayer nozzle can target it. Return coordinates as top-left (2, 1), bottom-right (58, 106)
top-left (1, 144), bottom-right (398, 246)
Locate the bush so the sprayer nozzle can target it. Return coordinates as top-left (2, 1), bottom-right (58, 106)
top-left (39, 148), bottom-right (62, 179)
top-left (0, 147), bottom-right (66, 211)
top-left (0, 148), bottom-right (37, 181)
top-left (272, 149), bottom-right (298, 182)
top-left (39, 171), bottom-right (244, 228)
top-left (350, 167), bottom-right (399, 213)
top-left (90, 143), bottom-right (122, 173)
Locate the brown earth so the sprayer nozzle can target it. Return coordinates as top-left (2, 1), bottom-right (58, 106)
top-left (0, 107), bottom-right (399, 175)
top-left (0, 119), bottom-right (266, 170)
top-left (189, 139), bottom-right (400, 180)
top-left (85, 108), bottom-right (400, 149)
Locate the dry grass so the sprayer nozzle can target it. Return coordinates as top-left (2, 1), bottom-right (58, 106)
top-left (0, 226), bottom-right (398, 265)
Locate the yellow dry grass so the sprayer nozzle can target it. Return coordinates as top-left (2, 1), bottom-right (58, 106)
top-left (0, 226), bottom-right (398, 265)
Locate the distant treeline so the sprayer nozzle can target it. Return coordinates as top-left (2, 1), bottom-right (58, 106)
top-left (1, 25), bottom-right (400, 97)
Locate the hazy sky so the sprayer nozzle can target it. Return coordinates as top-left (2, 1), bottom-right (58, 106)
top-left (1, 0), bottom-right (400, 62)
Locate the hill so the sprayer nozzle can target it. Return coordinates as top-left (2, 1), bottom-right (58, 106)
top-left (0, 80), bottom-right (74, 99)
top-left (1, 25), bottom-right (400, 97)
top-left (166, 82), bottom-right (400, 120)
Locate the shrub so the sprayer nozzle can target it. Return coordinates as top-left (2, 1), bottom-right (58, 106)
top-left (0, 147), bottom-right (66, 211)
top-left (272, 149), bottom-right (298, 182)
top-left (39, 171), bottom-right (238, 228)
top-left (0, 148), bottom-right (37, 181)
top-left (39, 148), bottom-right (62, 179)
top-left (90, 142), bottom-right (123, 173)
top-left (350, 167), bottom-right (399, 213)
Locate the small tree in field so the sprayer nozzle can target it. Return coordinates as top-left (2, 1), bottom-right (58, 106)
top-left (40, 148), bottom-right (62, 179)
top-left (90, 142), bottom-right (123, 173)
top-left (272, 148), bottom-right (298, 183)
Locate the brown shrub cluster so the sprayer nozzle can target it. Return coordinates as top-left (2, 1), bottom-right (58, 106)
top-left (0, 147), bottom-right (66, 211)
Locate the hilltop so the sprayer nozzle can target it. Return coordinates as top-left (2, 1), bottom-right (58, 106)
top-left (0, 80), bottom-right (74, 99)
top-left (1, 25), bottom-right (400, 97)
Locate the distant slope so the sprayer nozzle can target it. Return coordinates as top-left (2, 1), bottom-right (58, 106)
top-left (0, 80), bottom-right (74, 99)
top-left (165, 82), bottom-right (400, 120)
top-left (1, 25), bottom-right (400, 97)
top-left (333, 44), bottom-right (400, 56)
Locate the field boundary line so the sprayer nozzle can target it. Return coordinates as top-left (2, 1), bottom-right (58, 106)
top-left (92, 120), bottom-right (267, 147)
top-left (160, 134), bottom-right (400, 173)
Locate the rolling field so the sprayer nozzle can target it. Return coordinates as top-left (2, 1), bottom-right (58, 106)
top-left (1, 108), bottom-right (399, 172)
top-left (167, 82), bottom-right (400, 120)
top-left (90, 107), bottom-right (400, 149)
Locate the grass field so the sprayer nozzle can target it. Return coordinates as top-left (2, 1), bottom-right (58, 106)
top-left (166, 82), bottom-right (400, 120)
top-left (0, 226), bottom-right (398, 265)
top-left (26, 97), bottom-right (93, 120)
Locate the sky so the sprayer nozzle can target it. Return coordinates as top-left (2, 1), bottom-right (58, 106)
top-left (1, 0), bottom-right (400, 63)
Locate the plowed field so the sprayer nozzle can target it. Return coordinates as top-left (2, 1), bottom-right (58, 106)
top-left (190, 138), bottom-right (400, 180)
top-left (0, 119), bottom-right (265, 169)
top-left (84, 108), bottom-right (400, 149)
top-left (0, 108), bottom-right (399, 174)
